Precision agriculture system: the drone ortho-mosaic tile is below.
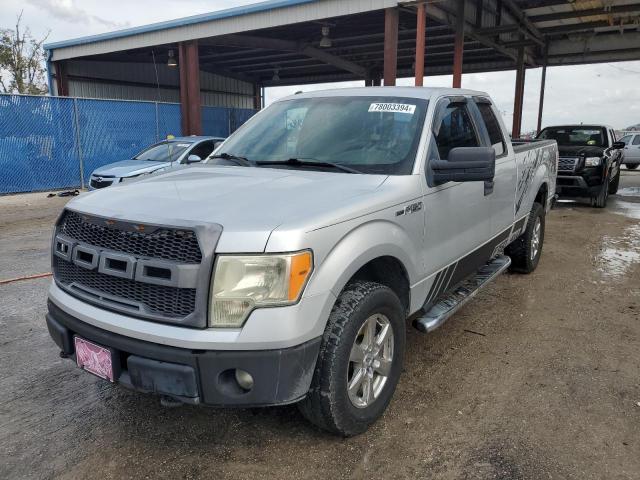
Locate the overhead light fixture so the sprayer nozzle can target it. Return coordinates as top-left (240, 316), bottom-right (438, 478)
top-left (272, 68), bottom-right (280, 82)
top-left (167, 50), bottom-right (177, 67)
top-left (320, 26), bottom-right (332, 48)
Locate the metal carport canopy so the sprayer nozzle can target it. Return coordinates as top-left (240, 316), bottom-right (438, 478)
top-left (44, 0), bottom-right (640, 136)
top-left (45, 0), bottom-right (640, 86)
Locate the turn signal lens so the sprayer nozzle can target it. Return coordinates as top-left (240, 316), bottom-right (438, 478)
top-left (289, 251), bottom-right (312, 301)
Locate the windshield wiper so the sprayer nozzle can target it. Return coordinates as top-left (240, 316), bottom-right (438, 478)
top-left (210, 152), bottom-right (255, 167)
top-left (256, 158), bottom-right (361, 174)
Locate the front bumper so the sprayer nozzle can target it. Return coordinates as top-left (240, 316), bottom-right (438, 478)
top-left (46, 300), bottom-right (321, 406)
top-left (556, 173), bottom-right (603, 198)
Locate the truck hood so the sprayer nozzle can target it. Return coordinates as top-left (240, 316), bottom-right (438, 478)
top-left (92, 159), bottom-right (170, 178)
top-left (557, 145), bottom-right (605, 157)
top-left (69, 165), bottom-right (388, 252)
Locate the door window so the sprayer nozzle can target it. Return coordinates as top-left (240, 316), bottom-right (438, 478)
top-left (633, 136), bottom-right (640, 146)
top-left (477, 103), bottom-right (506, 157)
top-left (619, 135), bottom-right (633, 145)
top-left (189, 141), bottom-right (215, 161)
top-left (433, 102), bottom-right (480, 160)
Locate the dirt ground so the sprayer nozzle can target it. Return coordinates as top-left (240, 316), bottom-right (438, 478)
top-left (1, 172), bottom-right (640, 480)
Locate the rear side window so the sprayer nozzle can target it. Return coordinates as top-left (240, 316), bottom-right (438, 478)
top-left (434, 104), bottom-right (479, 160)
top-left (477, 104), bottom-right (506, 156)
top-left (634, 136), bottom-right (640, 146)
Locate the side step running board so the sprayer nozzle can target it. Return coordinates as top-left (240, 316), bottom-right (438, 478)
top-left (413, 255), bottom-right (511, 333)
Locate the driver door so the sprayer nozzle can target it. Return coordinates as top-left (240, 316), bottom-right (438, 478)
top-left (421, 97), bottom-right (493, 302)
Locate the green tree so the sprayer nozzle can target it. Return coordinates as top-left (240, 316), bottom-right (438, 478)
top-left (0, 12), bottom-right (49, 95)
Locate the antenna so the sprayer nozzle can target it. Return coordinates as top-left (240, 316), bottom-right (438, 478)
top-left (152, 49), bottom-right (175, 163)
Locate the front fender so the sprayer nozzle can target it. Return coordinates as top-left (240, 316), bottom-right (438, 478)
top-left (305, 219), bottom-right (420, 300)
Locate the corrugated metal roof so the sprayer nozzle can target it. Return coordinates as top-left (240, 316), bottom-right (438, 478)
top-left (46, 0), bottom-right (397, 61)
top-left (44, 0), bottom-right (318, 51)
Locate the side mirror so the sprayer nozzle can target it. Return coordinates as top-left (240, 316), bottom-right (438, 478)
top-left (431, 147), bottom-right (496, 184)
top-left (612, 141), bottom-right (626, 149)
top-left (186, 154), bottom-right (202, 163)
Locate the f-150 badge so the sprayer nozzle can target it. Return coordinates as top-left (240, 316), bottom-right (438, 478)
top-left (396, 201), bottom-right (423, 216)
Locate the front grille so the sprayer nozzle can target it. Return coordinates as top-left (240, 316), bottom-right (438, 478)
top-left (59, 211), bottom-right (202, 264)
top-left (558, 157), bottom-right (579, 172)
top-left (54, 257), bottom-right (196, 318)
top-left (90, 178), bottom-right (114, 189)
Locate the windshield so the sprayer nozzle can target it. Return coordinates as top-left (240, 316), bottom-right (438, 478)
top-left (537, 126), bottom-right (607, 147)
top-left (133, 141), bottom-right (192, 161)
top-left (216, 96), bottom-right (428, 174)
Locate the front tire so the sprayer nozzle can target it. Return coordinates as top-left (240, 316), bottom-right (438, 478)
top-left (506, 202), bottom-right (545, 274)
top-left (590, 180), bottom-right (609, 208)
top-left (608, 168), bottom-right (620, 195)
top-left (298, 281), bottom-right (406, 436)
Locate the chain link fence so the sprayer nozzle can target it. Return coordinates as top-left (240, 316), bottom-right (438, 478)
top-left (0, 94), bottom-right (255, 194)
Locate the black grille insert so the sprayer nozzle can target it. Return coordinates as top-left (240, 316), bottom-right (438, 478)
top-left (90, 179), bottom-right (114, 189)
top-left (54, 257), bottom-right (196, 318)
top-left (59, 211), bottom-right (202, 264)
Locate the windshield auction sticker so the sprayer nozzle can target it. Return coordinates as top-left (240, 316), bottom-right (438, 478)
top-left (368, 103), bottom-right (416, 114)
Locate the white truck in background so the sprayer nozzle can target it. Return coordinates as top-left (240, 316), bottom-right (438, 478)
top-left (47, 87), bottom-right (557, 436)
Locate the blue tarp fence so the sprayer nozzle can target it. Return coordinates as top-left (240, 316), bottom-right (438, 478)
top-left (0, 94), bottom-right (255, 194)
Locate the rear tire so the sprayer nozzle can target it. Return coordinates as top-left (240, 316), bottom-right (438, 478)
top-left (627, 164), bottom-right (639, 170)
top-left (505, 202), bottom-right (545, 274)
top-left (608, 169), bottom-right (620, 195)
top-left (590, 181), bottom-right (608, 208)
top-left (298, 281), bottom-right (406, 436)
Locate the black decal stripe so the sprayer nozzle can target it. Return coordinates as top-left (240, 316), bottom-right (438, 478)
top-left (512, 215), bottom-right (528, 236)
top-left (440, 262), bottom-right (458, 295)
top-left (422, 222), bottom-right (521, 309)
top-left (438, 227), bottom-right (512, 297)
top-left (425, 270), bottom-right (444, 305)
top-left (428, 268), bottom-right (449, 303)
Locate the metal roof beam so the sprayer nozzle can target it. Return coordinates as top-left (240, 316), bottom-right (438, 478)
top-left (500, 0), bottom-right (545, 44)
top-left (203, 34), bottom-right (367, 77)
top-left (209, 37), bottom-right (484, 68)
top-left (529, 4), bottom-right (640, 23)
top-left (424, 1), bottom-right (537, 65)
top-left (540, 20), bottom-right (615, 36)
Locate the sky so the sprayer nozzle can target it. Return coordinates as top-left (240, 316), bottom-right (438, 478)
top-left (1, 0), bottom-right (639, 132)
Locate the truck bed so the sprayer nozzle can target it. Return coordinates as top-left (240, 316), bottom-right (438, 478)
top-left (512, 138), bottom-right (557, 154)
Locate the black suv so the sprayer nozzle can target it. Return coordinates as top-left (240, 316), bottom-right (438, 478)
top-left (537, 125), bottom-right (625, 208)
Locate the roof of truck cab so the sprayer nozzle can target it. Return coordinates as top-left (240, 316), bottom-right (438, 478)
top-left (278, 87), bottom-right (489, 102)
top-left (541, 125), bottom-right (614, 130)
top-left (166, 136), bottom-right (225, 142)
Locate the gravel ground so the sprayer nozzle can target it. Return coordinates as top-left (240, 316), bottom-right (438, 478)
top-left (1, 172), bottom-right (640, 480)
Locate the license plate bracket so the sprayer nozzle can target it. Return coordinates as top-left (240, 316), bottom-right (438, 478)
top-left (74, 336), bottom-right (115, 382)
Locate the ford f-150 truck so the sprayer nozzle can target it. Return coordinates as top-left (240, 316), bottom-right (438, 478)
top-left (47, 87), bottom-right (557, 436)
top-left (536, 124), bottom-right (624, 208)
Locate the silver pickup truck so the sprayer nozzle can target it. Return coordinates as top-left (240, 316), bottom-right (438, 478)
top-left (47, 87), bottom-right (557, 436)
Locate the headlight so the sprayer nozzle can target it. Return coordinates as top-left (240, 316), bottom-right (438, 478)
top-left (584, 157), bottom-right (601, 167)
top-left (209, 251), bottom-right (313, 327)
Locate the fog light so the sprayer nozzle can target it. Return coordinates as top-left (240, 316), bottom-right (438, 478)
top-left (234, 369), bottom-right (254, 391)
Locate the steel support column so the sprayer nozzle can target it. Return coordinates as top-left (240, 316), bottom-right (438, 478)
top-left (512, 46), bottom-right (526, 139)
top-left (452, 0), bottom-right (466, 88)
top-left (253, 83), bottom-right (263, 110)
top-left (384, 8), bottom-right (399, 86)
top-left (178, 40), bottom-right (202, 136)
top-left (536, 50), bottom-right (548, 134)
top-left (54, 61), bottom-right (68, 96)
top-left (415, 2), bottom-right (426, 86)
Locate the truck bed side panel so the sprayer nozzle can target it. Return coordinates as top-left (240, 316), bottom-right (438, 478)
top-left (513, 140), bottom-right (558, 218)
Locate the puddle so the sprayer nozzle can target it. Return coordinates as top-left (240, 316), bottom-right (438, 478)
top-left (615, 187), bottom-right (640, 198)
top-left (596, 223), bottom-right (640, 278)
top-left (611, 197), bottom-right (640, 220)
